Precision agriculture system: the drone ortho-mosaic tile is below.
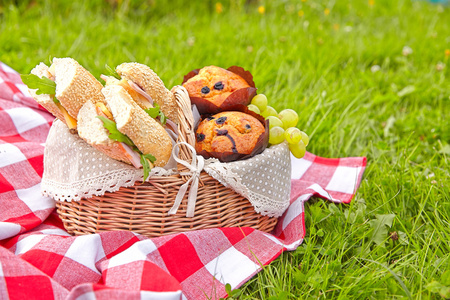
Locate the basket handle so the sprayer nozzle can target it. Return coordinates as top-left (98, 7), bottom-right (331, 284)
top-left (171, 86), bottom-right (196, 162)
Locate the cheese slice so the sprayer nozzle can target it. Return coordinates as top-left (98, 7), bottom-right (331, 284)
top-left (55, 101), bottom-right (77, 129)
top-left (95, 102), bottom-right (114, 120)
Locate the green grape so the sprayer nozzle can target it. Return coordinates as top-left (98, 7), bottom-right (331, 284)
top-left (269, 126), bottom-right (285, 145)
top-left (278, 109), bottom-right (299, 129)
top-left (247, 104), bottom-right (261, 115)
top-left (284, 127), bottom-right (302, 144)
top-left (289, 140), bottom-right (306, 159)
top-left (261, 106), bottom-right (278, 118)
top-left (266, 116), bottom-right (283, 129)
top-left (300, 131), bottom-right (310, 146)
top-left (251, 94), bottom-right (268, 112)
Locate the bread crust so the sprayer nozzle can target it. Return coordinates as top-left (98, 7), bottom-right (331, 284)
top-left (29, 63), bottom-right (66, 124)
top-left (116, 63), bottom-right (179, 123)
top-left (52, 57), bottom-right (105, 119)
top-left (102, 85), bottom-right (173, 167)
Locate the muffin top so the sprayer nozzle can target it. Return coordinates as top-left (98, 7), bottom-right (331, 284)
top-left (195, 111), bottom-right (265, 156)
top-left (183, 66), bottom-right (251, 108)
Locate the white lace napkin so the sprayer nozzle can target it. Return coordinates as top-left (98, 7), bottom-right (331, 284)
top-left (41, 120), bottom-right (176, 201)
top-left (204, 143), bottom-right (291, 217)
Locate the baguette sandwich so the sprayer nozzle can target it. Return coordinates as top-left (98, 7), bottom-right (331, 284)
top-left (22, 58), bottom-right (176, 179)
top-left (101, 62), bottom-right (179, 126)
top-left (77, 85), bottom-right (173, 177)
top-left (22, 57), bottom-right (105, 132)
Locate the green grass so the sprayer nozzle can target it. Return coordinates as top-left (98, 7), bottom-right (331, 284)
top-left (1, 0), bottom-right (449, 298)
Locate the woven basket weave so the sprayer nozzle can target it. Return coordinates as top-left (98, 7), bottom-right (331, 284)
top-left (55, 86), bottom-right (279, 238)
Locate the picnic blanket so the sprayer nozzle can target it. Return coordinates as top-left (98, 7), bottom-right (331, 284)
top-left (0, 61), bottom-right (367, 300)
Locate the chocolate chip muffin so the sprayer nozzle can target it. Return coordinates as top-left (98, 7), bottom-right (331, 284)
top-left (183, 66), bottom-right (252, 113)
top-left (195, 111), bottom-right (265, 156)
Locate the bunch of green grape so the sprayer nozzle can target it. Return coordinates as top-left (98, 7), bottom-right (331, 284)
top-left (248, 94), bottom-right (309, 159)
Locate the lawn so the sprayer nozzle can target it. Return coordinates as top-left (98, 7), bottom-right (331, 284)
top-left (1, 0), bottom-right (449, 298)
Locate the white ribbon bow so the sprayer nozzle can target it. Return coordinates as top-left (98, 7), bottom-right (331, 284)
top-left (168, 142), bottom-right (205, 217)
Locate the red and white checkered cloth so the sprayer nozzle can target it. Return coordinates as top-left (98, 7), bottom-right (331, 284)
top-left (0, 62), bottom-right (367, 300)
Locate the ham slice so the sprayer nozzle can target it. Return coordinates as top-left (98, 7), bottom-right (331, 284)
top-left (165, 118), bottom-right (179, 137)
top-left (128, 80), bottom-right (154, 106)
top-left (119, 142), bottom-right (142, 168)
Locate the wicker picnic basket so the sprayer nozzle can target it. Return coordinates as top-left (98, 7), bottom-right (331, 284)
top-left (55, 86), bottom-right (279, 238)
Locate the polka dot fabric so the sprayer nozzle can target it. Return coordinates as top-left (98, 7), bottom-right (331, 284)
top-left (204, 143), bottom-right (291, 217)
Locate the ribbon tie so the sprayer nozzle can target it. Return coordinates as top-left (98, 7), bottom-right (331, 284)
top-left (168, 142), bottom-right (205, 217)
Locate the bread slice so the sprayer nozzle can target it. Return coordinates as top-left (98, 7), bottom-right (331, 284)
top-left (77, 101), bottom-right (134, 165)
top-left (116, 63), bottom-right (179, 123)
top-left (52, 57), bottom-right (105, 119)
top-left (102, 85), bottom-right (172, 167)
top-left (29, 63), bottom-right (66, 124)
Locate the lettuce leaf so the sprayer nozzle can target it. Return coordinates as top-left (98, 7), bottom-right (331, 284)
top-left (144, 103), bottom-right (167, 125)
top-left (96, 116), bottom-right (134, 147)
top-left (20, 74), bottom-right (56, 95)
top-left (105, 64), bottom-right (121, 80)
top-left (159, 110), bottom-right (167, 125)
top-left (140, 153), bottom-right (156, 181)
top-left (144, 107), bottom-right (159, 118)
